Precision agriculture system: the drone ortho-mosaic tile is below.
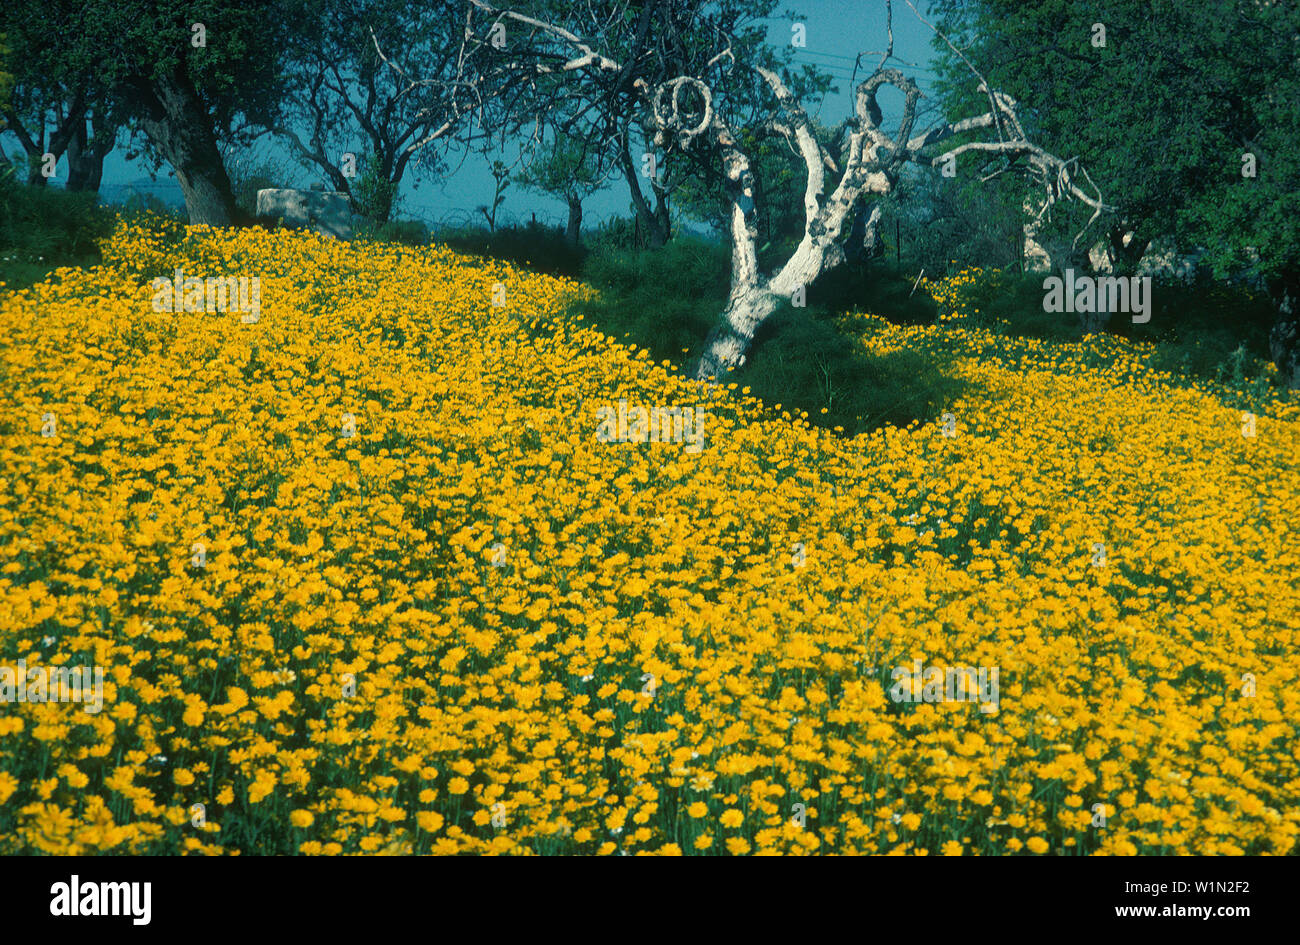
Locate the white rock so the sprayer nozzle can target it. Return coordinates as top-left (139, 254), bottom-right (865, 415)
top-left (255, 188), bottom-right (353, 239)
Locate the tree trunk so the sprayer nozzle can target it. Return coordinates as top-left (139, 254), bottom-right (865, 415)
top-left (25, 155), bottom-right (48, 187)
top-left (695, 286), bottom-right (782, 381)
top-left (565, 194), bottom-right (582, 246)
top-left (1267, 267), bottom-right (1300, 391)
top-left (846, 201), bottom-right (884, 263)
top-left (4, 113), bottom-right (50, 186)
top-left (5, 91), bottom-right (90, 188)
top-left (1044, 240), bottom-right (1111, 334)
top-left (695, 220), bottom-right (839, 381)
top-left (65, 118), bottom-right (113, 193)
top-left (1107, 226), bottom-right (1149, 274)
top-left (129, 66), bottom-right (242, 226)
top-left (66, 127), bottom-right (92, 191)
top-left (618, 133), bottom-right (669, 248)
top-left (650, 186), bottom-right (670, 247)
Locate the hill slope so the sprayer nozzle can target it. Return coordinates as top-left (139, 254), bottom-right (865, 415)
top-left (1, 217), bottom-right (1297, 854)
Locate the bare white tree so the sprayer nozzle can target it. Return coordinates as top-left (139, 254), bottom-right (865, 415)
top-left (473, 0), bottom-right (1112, 380)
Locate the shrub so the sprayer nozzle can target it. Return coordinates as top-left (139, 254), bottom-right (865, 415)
top-left (0, 166), bottom-right (116, 288)
top-left (741, 305), bottom-right (965, 435)
top-left (806, 260), bottom-right (939, 326)
top-left (571, 237), bottom-right (729, 365)
top-left (585, 215), bottom-right (659, 253)
top-left (224, 148), bottom-right (301, 221)
top-left (436, 220), bottom-right (587, 277)
top-left (356, 218), bottom-right (430, 247)
top-left (351, 154), bottom-right (399, 224)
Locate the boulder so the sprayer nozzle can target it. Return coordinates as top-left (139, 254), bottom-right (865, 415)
top-left (255, 188), bottom-right (353, 239)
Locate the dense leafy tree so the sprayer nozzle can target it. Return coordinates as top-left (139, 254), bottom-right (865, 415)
top-left (2, 1), bottom-right (302, 222)
top-left (0, 35), bottom-right (13, 130)
top-left (930, 0), bottom-right (1300, 385)
top-left (0, 2), bottom-right (119, 190)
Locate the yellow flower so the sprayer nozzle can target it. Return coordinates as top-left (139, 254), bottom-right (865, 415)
top-left (1, 217), bottom-right (1294, 856)
top-left (58, 764), bottom-right (89, 789)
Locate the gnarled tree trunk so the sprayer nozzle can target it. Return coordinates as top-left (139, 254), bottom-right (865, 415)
top-left (688, 62), bottom-right (1108, 379)
top-left (66, 111), bottom-right (117, 193)
top-left (130, 66), bottom-right (242, 226)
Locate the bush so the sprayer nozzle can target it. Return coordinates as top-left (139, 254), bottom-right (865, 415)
top-left (572, 237), bottom-right (730, 365)
top-left (940, 266), bottom-right (1279, 392)
top-left (352, 154), bottom-right (399, 223)
top-left (939, 268), bottom-right (1081, 340)
top-left (806, 259), bottom-right (939, 326)
top-left (436, 219), bottom-right (587, 277)
top-left (741, 305), bottom-right (965, 435)
top-left (585, 215), bottom-right (661, 253)
top-left (0, 166), bottom-right (116, 288)
top-left (356, 218), bottom-right (430, 247)
top-left (225, 150), bottom-right (300, 221)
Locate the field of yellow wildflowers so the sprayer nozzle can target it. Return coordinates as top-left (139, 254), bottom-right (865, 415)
top-left (1, 216), bottom-right (1297, 855)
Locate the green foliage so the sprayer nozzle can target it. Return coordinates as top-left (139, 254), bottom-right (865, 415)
top-left (930, 0), bottom-right (1300, 286)
top-left (435, 219), bottom-right (587, 278)
top-left (942, 268), bottom-right (1082, 341)
top-left (585, 216), bottom-right (665, 253)
top-left (939, 266), bottom-right (1279, 408)
top-left (430, 214), bottom-right (694, 277)
top-left (356, 218), bottom-right (430, 247)
top-left (0, 168), bottom-right (114, 287)
top-left (805, 261), bottom-right (938, 327)
top-left (351, 153), bottom-right (399, 224)
top-left (575, 238), bottom-right (731, 365)
top-left (3, 1), bottom-right (300, 147)
top-left (0, 32), bottom-right (12, 124)
top-left (888, 170), bottom-right (1027, 276)
top-left (741, 305), bottom-right (965, 435)
top-left (1177, 3), bottom-right (1300, 285)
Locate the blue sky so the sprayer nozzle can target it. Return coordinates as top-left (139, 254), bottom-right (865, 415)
top-left (27, 0), bottom-right (946, 229)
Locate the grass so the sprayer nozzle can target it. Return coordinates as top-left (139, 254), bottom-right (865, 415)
top-left (568, 242), bottom-right (963, 436)
top-left (938, 266), bottom-right (1279, 397)
top-left (0, 174), bottom-right (117, 289)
